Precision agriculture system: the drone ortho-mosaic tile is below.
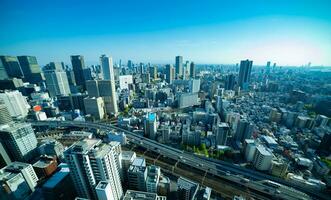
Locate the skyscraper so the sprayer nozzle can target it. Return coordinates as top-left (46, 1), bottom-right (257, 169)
top-left (175, 56), bottom-right (183, 77)
top-left (177, 177), bottom-right (199, 200)
top-left (216, 123), bottom-right (230, 146)
top-left (0, 58), bottom-right (9, 79)
top-left (149, 65), bottom-right (157, 80)
top-left (0, 123), bottom-right (38, 162)
top-left (0, 99), bottom-right (13, 125)
top-left (234, 119), bottom-right (254, 143)
top-left (70, 55), bottom-right (86, 90)
top-left (165, 64), bottom-right (174, 84)
top-left (224, 74), bottom-right (236, 90)
top-left (190, 62), bottom-right (195, 79)
top-left (266, 61), bottom-right (271, 74)
top-left (238, 59), bottom-right (253, 89)
top-left (0, 56), bottom-right (24, 79)
top-left (44, 66), bottom-right (71, 97)
top-left (17, 56), bottom-right (43, 84)
top-left (100, 55), bottom-right (118, 115)
top-left (64, 139), bottom-right (123, 200)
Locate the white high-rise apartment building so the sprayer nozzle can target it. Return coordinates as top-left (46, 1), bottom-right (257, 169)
top-left (64, 139), bottom-right (123, 200)
top-left (253, 146), bottom-right (273, 171)
top-left (0, 90), bottom-right (30, 119)
top-left (0, 123), bottom-right (37, 162)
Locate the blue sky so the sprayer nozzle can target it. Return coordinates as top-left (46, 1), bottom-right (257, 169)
top-left (1, 0), bottom-right (331, 66)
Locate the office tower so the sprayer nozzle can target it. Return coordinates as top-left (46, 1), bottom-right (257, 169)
top-left (139, 63), bottom-right (144, 74)
top-left (86, 80), bottom-right (100, 97)
top-left (83, 97), bottom-right (105, 120)
top-left (83, 68), bottom-right (92, 81)
top-left (0, 141), bottom-right (11, 168)
top-left (238, 59), bottom-right (253, 89)
top-left (121, 151), bottom-right (136, 185)
top-left (190, 62), bottom-right (195, 78)
top-left (0, 90), bottom-right (30, 119)
top-left (70, 55), bottom-right (86, 89)
top-left (3, 162), bottom-right (38, 192)
top-left (234, 119), bottom-right (254, 143)
top-left (100, 55), bottom-right (118, 114)
top-left (64, 139), bottom-right (123, 200)
top-left (119, 75), bottom-right (133, 90)
top-left (0, 99), bottom-right (12, 125)
top-left (253, 146), bottom-right (273, 171)
top-left (45, 62), bottom-right (63, 71)
top-left (66, 69), bottom-right (77, 86)
top-left (144, 113), bottom-right (157, 140)
top-left (17, 56), bottom-right (43, 84)
top-left (108, 141), bottom-right (123, 182)
top-left (165, 64), bottom-right (174, 84)
top-left (0, 123), bottom-right (37, 162)
top-left (0, 59), bottom-right (9, 79)
top-left (177, 177), bottom-right (199, 200)
top-left (96, 181), bottom-right (115, 200)
top-left (0, 56), bottom-right (24, 78)
top-left (224, 74), bottom-right (236, 90)
top-left (127, 60), bottom-right (133, 69)
top-left (44, 66), bottom-right (71, 97)
top-left (266, 61), bottom-right (271, 74)
top-left (216, 96), bottom-right (222, 113)
top-left (128, 158), bottom-right (147, 191)
top-left (175, 56), bottom-right (183, 77)
top-left (216, 123), bottom-right (229, 146)
top-left (149, 65), bottom-right (157, 80)
top-left (146, 165), bottom-right (160, 193)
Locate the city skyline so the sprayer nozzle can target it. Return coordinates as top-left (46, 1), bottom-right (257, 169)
top-left (1, 0), bottom-right (331, 66)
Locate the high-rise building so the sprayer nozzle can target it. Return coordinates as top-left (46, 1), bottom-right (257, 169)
top-left (146, 165), bottom-right (160, 193)
top-left (100, 55), bottom-right (118, 115)
top-left (234, 119), bottom-right (254, 143)
top-left (64, 139), bottom-right (123, 200)
top-left (0, 99), bottom-right (12, 125)
top-left (83, 97), bottom-right (105, 120)
top-left (0, 56), bottom-right (24, 79)
top-left (121, 151), bottom-right (136, 184)
top-left (128, 157), bottom-right (147, 191)
top-left (175, 56), bottom-right (183, 77)
top-left (144, 113), bottom-right (157, 140)
top-left (177, 177), bottom-right (199, 200)
top-left (0, 123), bottom-right (38, 162)
top-left (17, 56), bottom-right (43, 84)
top-left (44, 67), bottom-right (71, 97)
top-left (244, 139), bottom-right (256, 162)
top-left (0, 90), bottom-right (30, 119)
top-left (266, 61), bottom-right (271, 74)
top-left (149, 65), bottom-right (157, 80)
top-left (224, 74), bottom-right (236, 90)
top-left (190, 62), bottom-right (195, 79)
top-left (165, 64), bottom-right (174, 84)
top-left (216, 123), bottom-right (229, 146)
top-left (96, 181), bottom-right (115, 200)
top-left (238, 59), bottom-right (253, 89)
top-left (0, 168), bottom-right (31, 200)
top-left (0, 59), bottom-right (9, 79)
top-left (253, 146), bottom-right (273, 171)
top-left (70, 55), bottom-right (86, 89)
top-left (123, 190), bottom-right (165, 200)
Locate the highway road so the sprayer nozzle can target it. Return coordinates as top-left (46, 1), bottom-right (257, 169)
top-left (31, 120), bottom-right (329, 200)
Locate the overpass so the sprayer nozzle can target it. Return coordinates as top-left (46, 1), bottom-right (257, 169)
top-left (31, 120), bottom-right (328, 200)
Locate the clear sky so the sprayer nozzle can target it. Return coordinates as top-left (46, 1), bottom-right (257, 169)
top-left (1, 0), bottom-right (331, 66)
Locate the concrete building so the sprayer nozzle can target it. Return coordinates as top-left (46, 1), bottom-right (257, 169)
top-left (0, 56), bottom-right (24, 79)
top-left (0, 99), bottom-right (12, 125)
top-left (119, 75), bottom-right (133, 90)
top-left (2, 162), bottom-right (38, 192)
top-left (190, 62), bottom-right (195, 79)
top-left (84, 97), bottom-right (105, 120)
top-left (253, 146), bottom-right (273, 171)
top-left (0, 123), bottom-right (37, 162)
top-left (32, 155), bottom-right (58, 179)
top-left (165, 64), bottom-right (174, 84)
top-left (244, 139), bottom-right (256, 162)
top-left (234, 119), bottom-right (254, 143)
top-left (96, 181), bottom-right (115, 200)
top-left (177, 177), bottom-right (199, 200)
top-left (178, 93), bottom-right (199, 108)
top-left (123, 190), bottom-right (166, 200)
top-left (121, 151), bottom-right (136, 184)
top-left (128, 157), bottom-right (147, 191)
top-left (17, 56), bottom-right (43, 84)
top-left (0, 90), bottom-right (30, 119)
top-left (270, 160), bottom-right (288, 178)
top-left (146, 165), bottom-right (161, 193)
top-left (0, 170), bottom-right (31, 200)
top-left (64, 139), bottom-right (123, 200)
